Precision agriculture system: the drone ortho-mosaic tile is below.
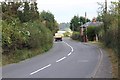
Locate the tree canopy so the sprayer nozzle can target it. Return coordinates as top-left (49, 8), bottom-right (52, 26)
top-left (70, 15), bottom-right (90, 31)
top-left (39, 11), bottom-right (59, 34)
top-left (1, 2), bottom-right (39, 23)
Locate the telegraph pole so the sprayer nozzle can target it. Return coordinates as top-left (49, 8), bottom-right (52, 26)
top-left (105, 0), bottom-right (107, 14)
top-left (104, 0), bottom-right (107, 33)
top-left (84, 12), bottom-right (88, 42)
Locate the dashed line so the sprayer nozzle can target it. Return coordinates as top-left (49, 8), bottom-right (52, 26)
top-left (30, 64), bottom-right (51, 75)
top-left (68, 52), bottom-right (72, 56)
top-left (56, 57), bottom-right (66, 63)
top-left (30, 41), bottom-right (74, 76)
top-left (63, 41), bottom-right (74, 56)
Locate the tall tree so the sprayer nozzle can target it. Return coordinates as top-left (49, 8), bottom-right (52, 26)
top-left (70, 15), bottom-right (90, 31)
top-left (1, 2), bottom-right (21, 21)
top-left (70, 15), bottom-right (80, 31)
top-left (17, 2), bottom-right (39, 23)
top-left (40, 11), bottom-right (58, 34)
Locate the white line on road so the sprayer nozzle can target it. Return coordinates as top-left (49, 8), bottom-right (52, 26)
top-left (63, 41), bottom-right (74, 56)
top-left (56, 57), bottom-right (66, 63)
top-left (30, 64), bottom-right (51, 75)
top-left (30, 41), bottom-right (73, 75)
top-left (67, 52), bottom-right (72, 56)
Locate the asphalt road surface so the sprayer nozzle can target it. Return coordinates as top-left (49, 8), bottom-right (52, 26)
top-left (2, 38), bottom-right (112, 78)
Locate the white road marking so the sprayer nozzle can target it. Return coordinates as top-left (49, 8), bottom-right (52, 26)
top-left (30, 41), bottom-right (74, 75)
top-left (56, 57), bottom-right (66, 63)
top-left (63, 41), bottom-right (74, 56)
top-left (30, 64), bottom-right (51, 75)
top-left (68, 52), bottom-right (72, 56)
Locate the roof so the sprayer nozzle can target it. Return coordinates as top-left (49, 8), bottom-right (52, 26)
top-left (81, 21), bottom-right (103, 28)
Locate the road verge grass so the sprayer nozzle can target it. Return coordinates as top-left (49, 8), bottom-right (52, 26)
top-left (2, 44), bottom-right (52, 66)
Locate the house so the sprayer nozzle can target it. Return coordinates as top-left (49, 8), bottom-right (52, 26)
top-left (80, 19), bottom-right (103, 42)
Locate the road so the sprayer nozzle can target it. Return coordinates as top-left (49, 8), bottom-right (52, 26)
top-left (2, 38), bottom-right (112, 78)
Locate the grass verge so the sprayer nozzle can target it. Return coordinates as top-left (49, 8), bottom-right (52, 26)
top-left (2, 44), bottom-right (52, 66)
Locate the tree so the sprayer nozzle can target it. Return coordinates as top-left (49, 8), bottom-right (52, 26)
top-left (70, 15), bottom-right (90, 31)
top-left (118, 1), bottom-right (120, 58)
top-left (1, 2), bottom-right (21, 21)
top-left (70, 15), bottom-right (80, 31)
top-left (29, 2), bottom-right (39, 21)
top-left (80, 16), bottom-right (90, 24)
top-left (97, 1), bottom-right (119, 54)
top-left (1, 1), bottom-right (39, 23)
top-left (96, 15), bottom-right (102, 22)
top-left (39, 11), bottom-right (58, 34)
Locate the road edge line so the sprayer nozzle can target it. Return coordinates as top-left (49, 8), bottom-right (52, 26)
top-left (92, 47), bottom-right (103, 78)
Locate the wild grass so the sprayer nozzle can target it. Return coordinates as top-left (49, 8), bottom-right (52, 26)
top-left (2, 44), bottom-right (52, 66)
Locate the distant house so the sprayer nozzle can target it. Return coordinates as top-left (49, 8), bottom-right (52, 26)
top-left (81, 21), bottom-right (103, 28)
top-left (80, 20), bottom-right (103, 42)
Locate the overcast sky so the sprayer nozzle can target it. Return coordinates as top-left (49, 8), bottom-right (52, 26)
top-left (37, 0), bottom-right (118, 23)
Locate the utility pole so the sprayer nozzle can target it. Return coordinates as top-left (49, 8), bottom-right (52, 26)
top-left (105, 0), bottom-right (107, 14)
top-left (85, 12), bottom-right (87, 21)
top-left (104, 0), bottom-right (107, 33)
top-left (84, 12), bottom-right (88, 42)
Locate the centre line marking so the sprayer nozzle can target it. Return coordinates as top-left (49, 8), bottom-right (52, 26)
top-left (68, 52), bottom-right (72, 56)
top-left (63, 41), bottom-right (74, 56)
top-left (56, 57), bottom-right (66, 63)
top-left (30, 64), bottom-right (51, 75)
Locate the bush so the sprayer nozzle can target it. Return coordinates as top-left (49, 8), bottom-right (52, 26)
top-left (2, 20), bottom-right (53, 65)
top-left (2, 20), bottom-right (29, 52)
top-left (71, 32), bottom-right (81, 41)
top-left (101, 28), bottom-right (118, 52)
top-left (63, 31), bottom-right (71, 37)
top-left (2, 20), bottom-right (53, 54)
top-left (87, 26), bottom-right (99, 41)
top-left (98, 23), bottom-right (118, 54)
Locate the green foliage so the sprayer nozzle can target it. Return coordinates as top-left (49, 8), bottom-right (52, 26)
top-left (1, 1), bottom-right (58, 65)
top-left (97, 2), bottom-right (119, 54)
top-left (71, 32), bottom-right (81, 41)
top-left (2, 20), bottom-right (53, 65)
top-left (70, 16), bottom-right (80, 31)
top-left (96, 15), bottom-right (102, 22)
top-left (1, 2), bottom-right (21, 22)
top-left (87, 26), bottom-right (100, 41)
top-left (18, 2), bottom-right (39, 23)
top-left (70, 15), bottom-right (90, 31)
top-left (1, 2), bottom-right (39, 23)
top-left (63, 31), bottom-right (71, 37)
top-left (118, 1), bottom-right (120, 55)
top-left (39, 11), bottom-right (58, 34)
top-left (2, 20), bottom-right (53, 53)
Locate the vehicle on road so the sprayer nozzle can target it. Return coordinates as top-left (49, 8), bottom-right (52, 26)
top-left (54, 33), bottom-right (63, 41)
